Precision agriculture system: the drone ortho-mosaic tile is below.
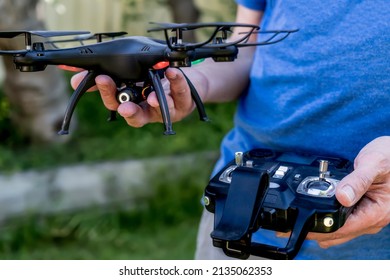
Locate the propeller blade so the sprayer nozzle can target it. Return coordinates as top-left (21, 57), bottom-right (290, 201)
top-left (75, 31), bottom-right (128, 41)
top-left (92, 31), bottom-right (128, 42)
top-left (45, 31), bottom-right (127, 47)
top-left (148, 22), bottom-right (259, 32)
top-left (93, 31), bottom-right (127, 37)
top-left (148, 22), bottom-right (261, 51)
top-left (0, 50), bottom-right (27, 55)
top-left (0, 30), bottom-right (90, 38)
top-left (237, 29), bottom-right (300, 47)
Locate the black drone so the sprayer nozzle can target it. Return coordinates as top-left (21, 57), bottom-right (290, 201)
top-left (0, 22), bottom-right (297, 135)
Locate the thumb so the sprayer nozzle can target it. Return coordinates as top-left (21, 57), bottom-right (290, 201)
top-left (336, 160), bottom-right (378, 207)
top-left (165, 68), bottom-right (195, 112)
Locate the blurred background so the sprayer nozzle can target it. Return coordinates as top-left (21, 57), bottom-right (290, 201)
top-left (0, 0), bottom-right (236, 259)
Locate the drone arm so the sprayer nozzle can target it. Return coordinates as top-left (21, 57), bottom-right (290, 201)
top-left (148, 70), bottom-right (175, 135)
top-left (177, 68), bottom-right (209, 122)
top-left (58, 70), bottom-right (98, 135)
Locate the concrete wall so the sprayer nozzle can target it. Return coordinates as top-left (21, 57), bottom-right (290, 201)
top-left (0, 152), bottom-right (217, 223)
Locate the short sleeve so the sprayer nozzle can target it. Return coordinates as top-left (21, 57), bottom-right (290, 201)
top-left (235, 0), bottom-right (266, 11)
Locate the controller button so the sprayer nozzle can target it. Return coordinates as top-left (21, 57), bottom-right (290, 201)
top-left (294, 174), bottom-right (302, 181)
top-left (323, 217), bottom-right (334, 227)
top-left (278, 166), bottom-right (289, 172)
top-left (235, 151), bottom-right (244, 166)
top-left (202, 196), bottom-right (211, 206)
top-left (273, 165), bottom-right (289, 179)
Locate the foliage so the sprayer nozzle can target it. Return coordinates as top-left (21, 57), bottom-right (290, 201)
top-left (0, 164), bottom-right (210, 259)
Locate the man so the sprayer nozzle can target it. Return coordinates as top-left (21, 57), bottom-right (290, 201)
top-left (72, 0), bottom-right (390, 259)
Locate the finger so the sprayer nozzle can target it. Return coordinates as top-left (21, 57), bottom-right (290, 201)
top-left (146, 89), bottom-right (175, 110)
top-left (70, 71), bottom-right (98, 92)
top-left (146, 91), bottom-right (160, 108)
top-left (165, 68), bottom-right (195, 117)
top-left (144, 84), bottom-right (178, 124)
top-left (276, 231), bottom-right (290, 238)
top-left (336, 155), bottom-right (382, 207)
top-left (118, 102), bottom-right (152, 127)
top-left (316, 236), bottom-right (352, 249)
top-left (95, 75), bottom-right (119, 111)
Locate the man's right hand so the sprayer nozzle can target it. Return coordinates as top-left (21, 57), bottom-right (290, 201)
top-left (70, 67), bottom-right (201, 128)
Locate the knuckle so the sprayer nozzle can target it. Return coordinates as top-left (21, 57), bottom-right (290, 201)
top-left (172, 84), bottom-right (189, 96)
top-left (356, 173), bottom-right (374, 190)
top-left (357, 151), bottom-right (390, 176)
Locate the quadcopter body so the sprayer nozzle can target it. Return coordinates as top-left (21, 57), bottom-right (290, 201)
top-left (15, 36), bottom-right (238, 80)
top-left (0, 23), bottom-right (298, 135)
top-left (17, 37), bottom-right (171, 79)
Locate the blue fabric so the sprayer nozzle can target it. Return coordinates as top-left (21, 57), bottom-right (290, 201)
top-left (213, 0), bottom-right (390, 259)
top-left (236, 0), bottom-right (266, 11)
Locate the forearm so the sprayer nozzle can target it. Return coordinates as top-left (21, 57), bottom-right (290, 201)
top-left (184, 45), bottom-right (256, 103)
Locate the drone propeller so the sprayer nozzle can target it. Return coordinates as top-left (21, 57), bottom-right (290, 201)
top-left (45, 31), bottom-right (127, 48)
top-left (148, 22), bottom-right (260, 51)
top-left (92, 31), bottom-right (128, 42)
top-left (237, 29), bottom-right (299, 47)
top-left (148, 22), bottom-right (299, 50)
top-left (0, 30), bottom-right (90, 39)
top-left (148, 21), bottom-right (259, 32)
top-left (0, 49), bottom-right (28, 55)
top-left (0, 30), bottom-right (90, 50)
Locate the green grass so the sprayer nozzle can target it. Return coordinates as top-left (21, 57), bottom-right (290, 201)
top-left (0, 164), bottom-right (212, 259)
top-left (0, 218), bottom-right (200, 259)
top-left (0, 208), bottom-right (202, 260)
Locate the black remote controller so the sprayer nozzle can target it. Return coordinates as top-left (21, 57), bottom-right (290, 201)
top-left (203, 148), bottom-right (354, 259)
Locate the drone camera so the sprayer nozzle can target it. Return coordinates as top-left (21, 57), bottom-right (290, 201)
top-left (116, 87), bottom-right (145, 104)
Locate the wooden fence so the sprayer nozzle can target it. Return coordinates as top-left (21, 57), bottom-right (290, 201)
top-left (40, 0), bottom-right (236, 35)
top-left (1, 0), bottom-right (235, 87)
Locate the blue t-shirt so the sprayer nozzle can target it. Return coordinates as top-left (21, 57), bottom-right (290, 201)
top-left (213, 0), bottom-right (390, 259)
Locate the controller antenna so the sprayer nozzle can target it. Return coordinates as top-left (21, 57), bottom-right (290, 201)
top-left (319, 160), bottom-right (329, 181)
top-left (235, 152), bottom-right (244, 166)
